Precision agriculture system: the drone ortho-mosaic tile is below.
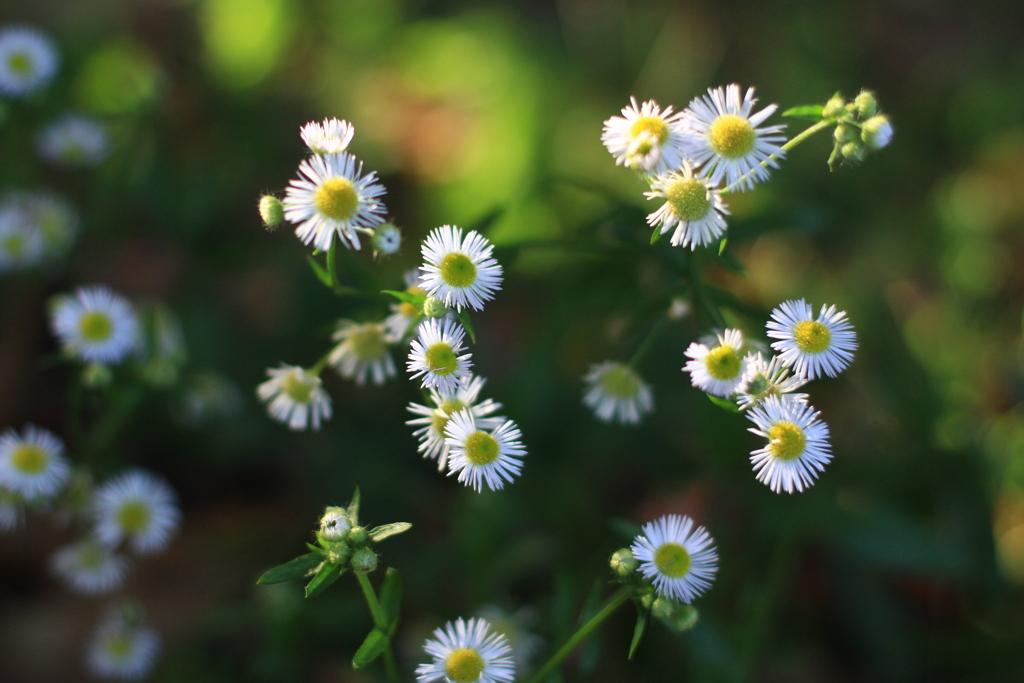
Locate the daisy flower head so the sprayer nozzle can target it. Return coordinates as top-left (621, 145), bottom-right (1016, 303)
top-left (407, 318), bottom-right (473, 393)
top-left (300, 117), bottom-right (355, 155)
top-left (420, 225), bottom-right (503, 312)
top-left (372, 222), bottom-right (402, 256)
top-left (735, 352), bottom-right (808, 411)
top-left (328, 320), bottom-right (396, 386)
top-left (384, 268), bottom-right (428, 340)
top-left (445, 409), bottom-right (525, 492)
top-left (645, 161), bottom-right (730, 250)
top-left (766, 299), bottom-right (857, 380)
top-left (683, 84), bottom-right (786, 192)
top-left (0, 424), bottom-right (69, 500)
top-left (37, 113), bottom-right (110, 168)
top-left (15, 190), bottom-right (80, 257)
top-left (256, 364), bottom-right (333, 431)
top-left (415, 617), bottom-right (515, 683)
top-left (86, 608), bottom-right (160, 681)
top-left (50, 537), bottom-right (130, 596)
top-left (582, 361), bottom-right (653, 425)
top-left (94, 469), bottom-right (181, 555)
top-left (0, 26), bottom-right (59, 98)
top-left (407, 374), bottom-right (504, 471)
top-left (50, 285), bottom-right (141, 365)
top-left (631, 514), bottom-right (718, 603)
top-left (683, 328), bottom-right (750, 398)
top-left (0, 205), bottom-right (45, 272)
top-left (282, 152), bottom-right (387, 252)
top-left (747, 395), bottom-right (831, 494)
top-left (601, 97), bottom-right (690, 175)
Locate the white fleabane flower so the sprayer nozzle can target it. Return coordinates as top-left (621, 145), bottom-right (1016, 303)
top-left (631, 514), bottom-right (718, 604)
top-left (0, 205), bottom-right (45, 272)
top-left (645, 162), bottom-right (730, 250)
top-left (582, 361), bottom-right (653, 425)
top-left (283, 152), bottom-right (387, 252)
top-left (683, 328), bottom-right (749, 398)
top-left (329, 320), bottom-right (396, 386)
top-left (300, 117), bottom-right (355, 154)
top-left (0, 424), bottom-right (70, 500)
top-left (407, 375), bottom-right (504, 471)
top-left (407, 318), bottom-right (473, 393)
top-left (94, 469), bottom-right (181, 555)
top-left (372, 222), bottom-right (402, 256)
top-left (86, 609), bottom-right (161, 681)
top-left (0, 26), bottom-right (58, 98)
top-left (37, 113), bottom-right (110, 168)
top-left (50, 285), bottom-right (141, 365)
top-left (766, 299), bottom-right (857, 380)
top-left (683, 84), bottom-right (786, 192)
top-left (445, 410), bottom-right (525, 493)
top-left (14, 190), bottom-right (79, 257)
top-left (415, 617), bottom-right (515, 683)
top-left (747, 395), bottom-right (831, 494)
top-left (385, 268), bottom-right (427, 340)
top-left (256, 364), bottom-right (333, 431)
top-left (50, 537), bottom-right (130, 595)
top-left (735, 353), bottom-right (808, 411)
top-left (420, 225), bottom-right (503, 312)
top-left (601, 97), bottom-right (690, 175)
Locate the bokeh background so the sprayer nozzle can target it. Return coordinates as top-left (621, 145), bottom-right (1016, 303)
top-left (2, 0), bottom-right (1024, 681)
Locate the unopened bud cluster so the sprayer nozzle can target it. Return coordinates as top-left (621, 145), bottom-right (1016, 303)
top-left (315, 507), bottom-right (379, 575)
top-left (608, 546), bottom-right (700, 633)
top-left (823, 90), bottom-right (893, 168)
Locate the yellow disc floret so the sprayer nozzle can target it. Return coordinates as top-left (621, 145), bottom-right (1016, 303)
top-left (709, 114), bottom-right (755, 159)
top-left (314, 177), bottom-right (359, 220)
top-left (117, 500), bottom-right (151, 533)
top-left (399, 285), bottom-right (426, 317)
top-left (281, 372), bottom-right (313, 403)
top-left (349, 326), bottom-right (387, 360)
top-left (8, 52), bottom-right (32, 76)
top-left (666, 178), bottom-right (711, 221)
top-left (463, 431), bottom-right (500, 466)
top-left (600, 366), bottom-right (640, 399)
top-left (704, 346), bottom-right (741, 380)
top-left (768, 420), bottom-right (806, 461)
top-left (79, 311), bottom-right (113, 342)
top-left (11, 444), bottom-right (48, 474)
top-left (654, 542), bottom-right (691, 578)
top-left (426, 343), bottom-right (457, 376)
top-left (440, 253), bottom-right (477, 288)
top-left (793, 320), bottom-right (831, 354)
top-left (445, 648), bottom-right (485, 683)
top-left (629, 116), bottom-right (669, 145)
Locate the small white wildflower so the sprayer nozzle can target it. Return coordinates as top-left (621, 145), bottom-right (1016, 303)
top-left (407, 318), bottom-right (473, 393)
top-left (37, 113), bottom-right (110, 167)
top-left (645, 162), bottom-right (730, 249)
top-left (631, 514), bottom-right (718, 603)
top-left (329, 320), bottom-right (396, 386)
top-left (747, 395), bottom-right (832, 494)
top-left (0, 26), bottom-right (59, 98)
top-left (50, 537), bottom-right (131, 595)
top-left (419, 225), bottom-right (503, 312)
top-left (735, 353), bottom-right (808, 410)
top-left (766, 299), bottom-right (857, 380)
top-left (415, 617), bottom-right (515, 683)
top-left (445, 409), bottom-right (525, 493)
top-left (582, 361), bottom-right (653, 425)
top-left (601, 97), bottom-right (691, 175)
top-left (50, 285), bottom-right (141, 365)
top-left (256, 364), bottom-right (333, 431)
top-left (93, 469), bottom-right (181, 555)
top-left (300, 117), bottom-right (355, 155)
top-left (0, 424), bottom-right (70, 500)
top-left (407, 375), bottom-right (504, 471)
top-left (86, 609), bottom-right (161, 681)
top-left (682, 328), bottom-right (749, 398)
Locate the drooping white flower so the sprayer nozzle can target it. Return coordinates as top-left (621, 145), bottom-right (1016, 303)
top-left (9, 190), bottom-right (80, 258)
top-left (407, 374), bottom-right (504, 471)
top-left (0, 26), bottom-right (59, 98)
top-left (300, 117), bottom-right (355, 155)
top-left (256, 364), bottom-right (333, 431)
top-left (445, 409), bottom-right (525, 493)
top-left (766, 299), bottom-right (857, 380)
top-left (407, 318), bottom-right (473, 393)
top-left (0, 204), bottom-right (46, 272)
top-left (329, 320), bottom-right (396, 386)
top-left (50, 537), bottom-right (131, 596)
top-left (419, 225), bottom-right (503, 312)
top-left (631, 514), bottom-right (718, 603)
top-left (682, 328), bottom-right (750, 398)
top-left (645, 162), bottom-right (730, 249)
top-left (601, 97), bottom-right (691, 175)
top-left (735, 352), bottom-right (808, 410)
top-left (50, 285), bottom-right (141, 365)
top-left (415, 617), bottom-right (515, 683)
top-left (582, 361), bottom-right (653, 425)
top-left (93, 469), bottom-right (181, 555)
top-left (86, 608), bottom-right (161, 681)
top-left (747, 395), bottom-right (831, 494)
top-left (385, 268), bottom-right (428, 340)
top-left (0, 424), bottom-right (70, 500)
top-left (37, 113), bottom-right (110, 167)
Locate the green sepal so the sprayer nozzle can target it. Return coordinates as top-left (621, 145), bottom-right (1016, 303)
top-left (352, 628), bottom-right (390, 669)
top-left (382, 290), bottom-right (426, 307)
top-left (304, 560), bottom-right (346, 598)
top-left (628, 609), bottom-right (648, 659)
top-left (718, 238), bottom-right (728, 256)
top-left (379, 568), bottom-right (402, 630)
top-left (369, 522), bottom-right (412, 543)
top-left (455, 309), bottom-right (476, 343)
top-left (347, 487), bottom-right (361, 526)
top-left (827, 143), bottom-right (842, 172)
top-left (782, 104), bottom-right (825, 121)
top-left (256, 552), bottom-right (323, 585)
top-left (707, 394), bottom-right (741, 413)
top-left (650, 224), bottom-right (663, 245)
top-left (306, 542), bottom-right (327, 554)
top-left (307, 256), bottom-right (333, 288)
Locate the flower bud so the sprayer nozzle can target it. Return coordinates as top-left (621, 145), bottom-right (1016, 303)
top-left (610, 548), bottom-right (638, 578)
top-left (259, 195), bottom-right (283, 230)
top-left (841, 141), bottom-right (867, 161)
top-left (670, 604), bottom-right (699, 632)
top-left (853, 90), bottom-right (879, 118)
top-left (327, 544), bottom-right (351, 566)
top-left (821, 94), bottom-right (846, 119)
top-left (833, 123), bottom-right (857, 144)
top-left (651, 597), bottom-right (675, 620)
top-left (319, 507), bottom-right (351, 541)
top-left (861, 115), bottom-right (893, 150)
top-left (423, 296), bottom-right (448, 319)
top-left (372, 223), bottom-right (402, 256)
top-left (350, 546), bottom-right (378, 573)
top-left (347, 525), bottom-right (368, 545)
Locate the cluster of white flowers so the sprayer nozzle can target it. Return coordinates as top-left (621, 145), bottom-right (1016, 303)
top-left (0, 190), bottom-right (79, 273)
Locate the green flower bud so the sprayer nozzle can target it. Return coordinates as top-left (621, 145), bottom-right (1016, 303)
top-left (327, 543), bottom-right (351, 566)
top-left (861, 115), bottom-right (893, 150)
top-left (853, 90), bottom-right (879, 118)
top-left (833, 123), bottom-right (857, 144)
top-left (670, 604), bottom-right (699, 631)
top-left (82, 362), bottom-right (113, 389)
top-left (372, 223), bottom-right (402, 256)
top-left (259, 195), bottom-right (283, 230)
top-left (350, 547), bottom-right (378, 573)
top-left (610, 548), bottom-right (639, 578)
top-left (821, 94), bottom-right (846, 119)
top-left (639, 592), bottom-right (655, 611)
top-left (423, 296), bottom-right (448, 319)
top-left (348, 525), bottom-right (368, 545)
top-left (319, 506), bottom-right (351, 541)
top-left (841, 141), bottom-right (867, 161)
top-left (651, 597), bottom-right (675, 620)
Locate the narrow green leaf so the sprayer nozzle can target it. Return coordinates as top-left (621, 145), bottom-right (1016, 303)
top-left (306, 542), bottom-right (326, 554)
top-left (650, 224), bottom-right (663, 245)
top-left (379, 568), bottom-right (402, 629)
top-left (347, 487), bottom-right (361, 526)
top-left (455, 309), bottom-right (476, 343)
top-left (352, 629), bottom-right (389, 669)
top-left (707, 394), bottom-right (741, 413)
top-left (718, 237), bottom-right (728, 256)
top-left (257, 553), bottom-right (323, 585)
top-left (369, 522), bottom-right (412, 543)
top-left (307, 256), bottom-right (332, 287)
top-left (628, 610), bottom-right (648, 659)
top-left (782, 104), bottom-right (825, 121)
top-left (382, 290), bottom-right (426, 307)
top-left (304, 561), bottom-right (345, 598)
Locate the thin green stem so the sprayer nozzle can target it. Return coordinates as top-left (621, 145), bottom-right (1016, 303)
top-left (722, 119), bottom-right (833, 195)
top-left (356, 572), bottom-right (399, 683)
top-left (628, 316), bottom-right (668, 368)
top-left (526, 586), bottom-right (634, 683)
top-left (309, 350), bottom-right (334, 377)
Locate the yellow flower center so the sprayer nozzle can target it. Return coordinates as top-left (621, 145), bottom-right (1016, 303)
top-left (431, 400), bottom-right (466, 437)
top-left (599, 366), bottom-right (639, 399)
top-left (463, 431), bottom-right (500, 466)
top-left (79, 311), bottom-right (113, 342)
top-left (629, 116), bottom-right (669, 145)
top-left (426, 343), bottom-right (457, 376)
top-left (117, 500), bottom-right (151, 533)
top-left (793, 320), bottom-right (831, 354)
top-left (654, 542), bottom-right (691, 578)
top-left (768, 420), bottom-right (806, 461)
top-left (709, 114), bottom-right (755, 159)
top-left (78, 543), bottom-right (104, 569)
top-left (440, 253), bottom-right (476, 288)
top-left (666, 178), bottom-right (711, 221)
top-left (4, 233), bottom-right (24, 257)
top-left (281, 372), bottom-right (313, 403)
top-left (349, 326), bottom-right (387, 360)
top-left (8, 52), bottom-right (32, 76)
top-left (445, 648), bottom-right (485, 683)
top-left (105, 632), bottom-right (133, 659)
top-left (704, 346), bottom-right (741, 380)
top-left (314, 177), bottom-right (359, 220)
top-left (11, 444), bottom-right (48, 474)
top-left (399, 285), bottom-right (426, 317)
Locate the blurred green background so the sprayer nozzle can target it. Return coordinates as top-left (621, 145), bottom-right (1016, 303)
top-left (2, 0), bottom-right (1024, 680)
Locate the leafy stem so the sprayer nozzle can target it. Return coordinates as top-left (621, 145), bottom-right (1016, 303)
top-left (722, 118), bottom-right (833, 194)
top-left (356, 572), bottom-right (399, 683)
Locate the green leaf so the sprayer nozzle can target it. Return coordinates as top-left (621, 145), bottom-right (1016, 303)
top-left (650, 224), bottom-right (663, 245)
top-left (304, 561), bottom-right (345, 598)
top-left (369, 522), bottom-right (412, 543)
top-left (379, 568), bottom-right (402, 629)
top-left (718, 238), bottom-right (728, 256)
top-left (347, 487), bottom-right (361, 526)
top-left (713, 248), bottom-right (746, 276)
top-left (382, 290), bottom-right (426, 307)
top-left (782, 104), bottom-right (825, 121)
top-left (628, 610), bottom-right (648, 659)
top-left (707, 394), bottom-right (741, 413)
top-left (352, 629), bottom-right (390, 669)
top-left (306, 256), bottom-right (332, 288)
top-left (306, 542), bottom-right (326, 554)
top-left (257, 553), bottom-right (323, 585)
top-left (455, 309), bottom-right (476, 343)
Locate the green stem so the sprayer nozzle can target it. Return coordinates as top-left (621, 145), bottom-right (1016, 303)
top-left (309, 349), bottom-right (334, 377)
top-left (722, 119), bottom-right (833, 194)
top-left (356, 572), bottom-right (399, 683)
top-left (526, 586), bottom-right (634, 683)
top-left (628, 316), bottom-right (668, 368)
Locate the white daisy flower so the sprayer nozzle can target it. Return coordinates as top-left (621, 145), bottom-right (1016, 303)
top-left (37, 113), bottom-right (110, 167)
top-left (601, 97), bottom-right (691, 175)
top-left (766, 299), bottom-right (857, 380)
top-left (415, 617), bottom-right (515, 683)
top-left (582, 361), bottom-right (653, 425)
top-left (445, 409), bottom-right (525, 492)
top-left (631, 514), bottom-right (718, 604)
top-left (407, 318), bottom-right (473, 393)
top-left (645, 162), bottom-right (730, 250)
top-left (407, 374), bottom-right (504, 471)
top-left (86, 609), bottom-right (161, 681)
top-left (0, 205), bottom-right (46, 272)
top-left (0, 26), bottom-right (59, 98)
top-left (328, 320), bottom-right (396, 386)
top-left (683, 84), bottom-right (786, 192)
top-left (50, 285), bottom-right (141, 365)
top-left (682, 328), bottom-right (750, 398)
top-left (13, 190), bottom-right (79, 257)
top-left (300, 117), bottom-right (355, 155)
top-left (0, 424), bottom-right (70, 500)
top-left (256, 364), bottom-right (333, 431)
top-left (419, 225), bottom-right (503, 312)
top-left (747, 395), bottom-right (831, 494)
top-left (735, 353), bottom-right (808, 411)
top-left (282, 152), bottom-right (387, 252)
top-left (93, 469), bottom-right (181, 555)
top-left (372, 222), bottom-right (402, 256)
top-left (50, 537), bottom-right (130, 595)
top-left (384, 268), bottom-right (428, 340)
